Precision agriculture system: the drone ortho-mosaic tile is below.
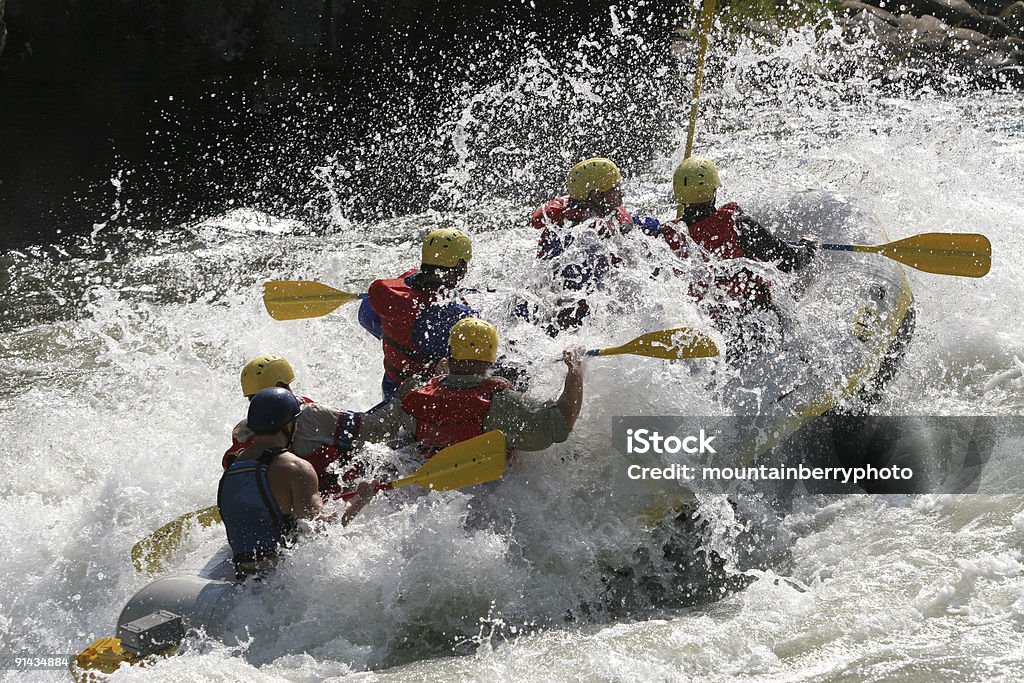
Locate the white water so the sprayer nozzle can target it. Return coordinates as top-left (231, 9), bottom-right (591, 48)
top-left (3, 20), bottom-right (1024, 683)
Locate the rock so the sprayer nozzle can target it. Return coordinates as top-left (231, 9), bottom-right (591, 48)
top-left (842, 0), bottom-right (900, 24)
top-left (910, 14), bottom-right (956, 48)
top-left (902, 0), bottom-right (1013, 36)
top-left (840, 0), bottom-right (1024, 86)
top-left (848, 6), bottom-right (905, 46)
top-left (950, 24), bottom-right (1003, 45)
top-left (974, 0), bottom-right (1017, 14)
top-left (995, 62), bottom-right (1024, 85)
top-left (736, 17), bottom-right (779, 40)
top-left (1002, 1), bottom-right (1024, 35)
top-left (904, 0), bottom-right (986, 24)
top-left (945, 25), bottom-right (1023, 73)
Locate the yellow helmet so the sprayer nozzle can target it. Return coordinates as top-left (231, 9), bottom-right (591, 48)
top-left (566, 157), bottom-right (622, 199)
top-left (449, 318), bottom-right (499, 363)
top-left (673, 156), bottom-right (721, 206)
top-left (240, 355), bottom-right (296, 398)
top-left (422, 228), bottom-right (473, 268)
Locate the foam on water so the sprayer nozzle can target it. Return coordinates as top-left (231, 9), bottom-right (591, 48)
top-left (2, 13), bottom-right (1024, 682)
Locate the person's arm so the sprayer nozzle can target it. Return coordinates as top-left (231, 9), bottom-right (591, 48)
top-left (286, 457), bottom-right (324, 520)
top-left (484, 388), bottom-right (569, 452)
top-left (339, 480), bottom-right (377, 526)
top-left (292, 402), bottom-right (342, 457)
top-left (483, 350), bottom-right (584, 452)
top-left (735, 214), bottom-right (816, 272)
top-left (358, 297), bottom-right (383, 339)
top-left (555, 348), bottom-right (584, 431)
top-left (632, 215), bottom-right (664, 237)
top-left (337, 399), bottom-right (415, 451)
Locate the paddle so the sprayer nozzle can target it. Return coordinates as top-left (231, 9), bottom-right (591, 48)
top-left (263, 280), bottom-right (366, 321)
top-left (131, 505), bottom-right (223, 575)
top-left (812, 233), bottom-right (991, 278)
top-left (263, 280), bottom-right (499, 321)
top-left (585, 326), bottom-right (719, 361)
top-left (131, 431), bottom-right (508, 574)
top-left (684, 0), bottom-right (718, 158)
top-left (381, 430), bottom-right (506, 492)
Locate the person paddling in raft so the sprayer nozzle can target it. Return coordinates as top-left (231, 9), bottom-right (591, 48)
top-left (656, 156), bottom-right (818, 356)
top-left (218, 388), bottom-right (377, 580)
top-left (529, 157), bottom-right (663, 334)
top-left (358, 228), bottom-right (478, 402)
top-left (224, 355), bottom-right (362, 498)
top-left (340, 318), bottom-right (585, 459)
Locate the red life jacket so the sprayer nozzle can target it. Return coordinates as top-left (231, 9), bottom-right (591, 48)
top-left (221, 397), bottom-right (358, 498)
top-left (531, 195), bottom-right (632, 260)
top-left (367, 269), bottom-right (439, 384)
top-left (661, 203), bottom-right (771, 309)
top-left (401, 376), bottom-right (512, 454)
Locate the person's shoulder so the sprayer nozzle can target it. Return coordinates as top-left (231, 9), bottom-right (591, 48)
top-left (426, 299), bottom-right (474, 316)
top-left (272, 451), bottom-right (318, 477)
top-left (484, 376), bottom-right (513, 391)
top-left (371, 268), bottom-right (414, 288)
top-left (232, 418), bottom-right (253, 442)
top-left (367, 278), bottom-right (387, 300)
top-left (489, 382), bottom-right (531, 407)
top-left (536, 195), bottom-right (569, 210)
top-left (532, 195), bottom-right (569, 225)
top-left (299, 398), bottom-right (338, 413)
top-left (297, 400), bottom-right (341, 424)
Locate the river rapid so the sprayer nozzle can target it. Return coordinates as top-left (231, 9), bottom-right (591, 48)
top-left (2, 19), bottom-right (1024, 683)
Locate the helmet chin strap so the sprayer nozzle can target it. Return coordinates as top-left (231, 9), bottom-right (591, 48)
top-left (282, 421), bottom-right (297, 449)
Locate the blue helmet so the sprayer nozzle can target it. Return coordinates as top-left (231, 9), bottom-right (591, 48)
top-left (247, 387), bottom-right (302, 433)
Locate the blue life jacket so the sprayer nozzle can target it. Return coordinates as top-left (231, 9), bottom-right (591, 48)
top-left (217, 447), bottom-right (297, 571)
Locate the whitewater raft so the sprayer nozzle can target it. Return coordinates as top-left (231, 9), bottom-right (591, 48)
top-left (602, 189), bottom-right (927, 530)
top-left (714, 191), bottom-right (916, 463)
top-left (74, 191), bottom-right (918, 675)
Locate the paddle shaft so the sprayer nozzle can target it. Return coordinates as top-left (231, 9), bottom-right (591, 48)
top-left (340, 482), bottom-right (393, 500)
top-left (789, 241), bottom-right (864, 252)
top-left (554, 327), bottom-right (720, 362)
top-left (685, 0), bottom-right (718, 158)
top-left (797, 232), bottom-right (991, 278)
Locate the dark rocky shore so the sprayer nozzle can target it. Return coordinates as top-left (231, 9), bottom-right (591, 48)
top-left (841, 0), bottom-right (1024, 86)
top-left (0, 1), bottom-right (1019, 251)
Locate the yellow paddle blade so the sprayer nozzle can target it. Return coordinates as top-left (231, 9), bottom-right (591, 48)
top-left (131, 505), bottom-right (222, 574)
top-left (594, 326), bottom-right (719, 360)
top-left (858, 233), bottom-right (991, 278)
top-left (391, 431), bottom-right (507, 492)
top-left (263, 280), bottom-right (362, 321)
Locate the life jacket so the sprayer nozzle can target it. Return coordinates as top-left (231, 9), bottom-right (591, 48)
top-left (661, 203), bottom-right (772, 309)
top-left (401, 376), bottom-right (512, 453)
top-left (217, 447), bottom-right (297, 569)
top-left (367, 269), bottom-right (440, 384)
top-left (221, 398), bottom-right (359, 498)
top-left (531, 195), bottom-right (632, 260)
